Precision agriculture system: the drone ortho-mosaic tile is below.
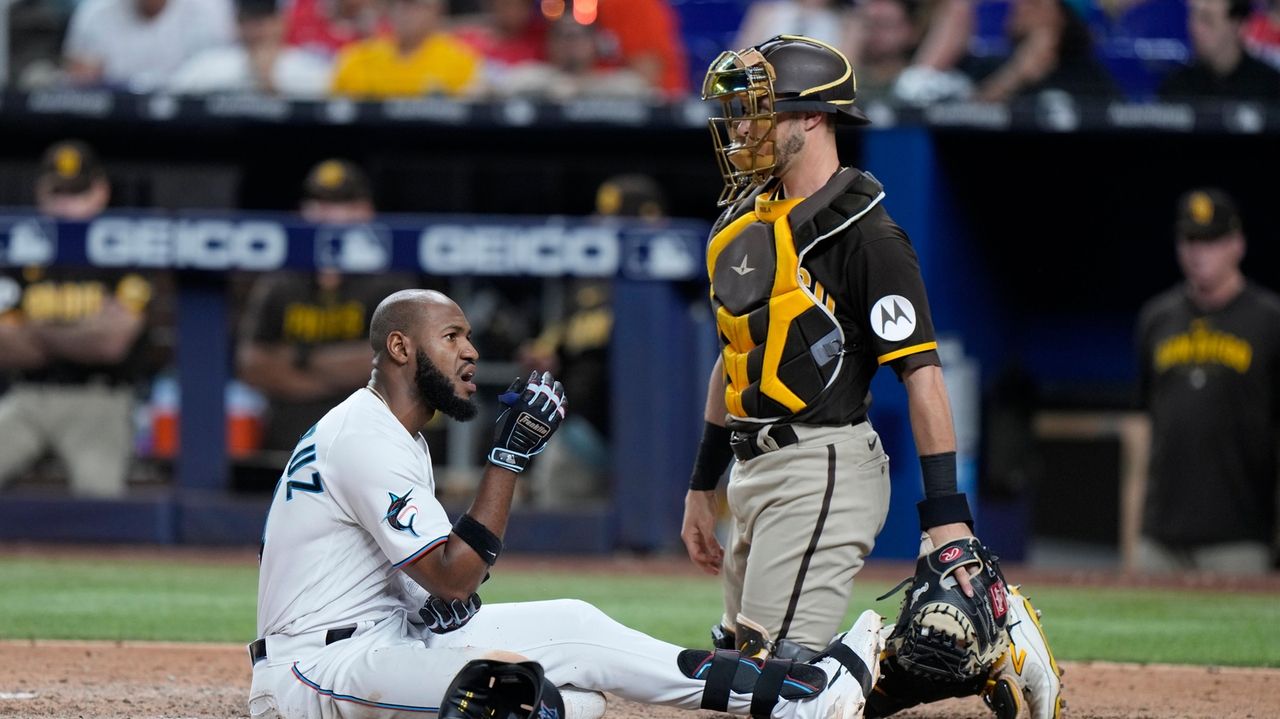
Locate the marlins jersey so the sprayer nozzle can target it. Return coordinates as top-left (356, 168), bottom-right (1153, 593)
top-left (256, 388), bottom-right (452, 638)
top-left (707, 167), bottom-right (940, 428)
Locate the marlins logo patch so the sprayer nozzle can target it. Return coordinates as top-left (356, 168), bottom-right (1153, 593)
top-left (870, 295), bottom-right (916, 342)
top-left (385, 489), bottom-right (419, 537)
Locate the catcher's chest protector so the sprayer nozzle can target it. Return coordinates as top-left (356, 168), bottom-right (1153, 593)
top-left (707, 169), bottom-right (885, 420)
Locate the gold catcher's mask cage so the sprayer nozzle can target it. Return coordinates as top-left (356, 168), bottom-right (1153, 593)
top-left (702, 48), bottom-right (777, 207)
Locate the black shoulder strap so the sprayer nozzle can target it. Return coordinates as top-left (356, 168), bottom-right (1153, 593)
top-left (788, 169), bottom-right (886, 254)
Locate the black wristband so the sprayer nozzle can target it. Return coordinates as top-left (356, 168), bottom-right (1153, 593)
top-left (452, 513), bottom-right (503, 566)
top-left (919, 451), bottom-right (958, 499)
top-left (690, 421), bottom-right (734, 491)
top-left (917, 493), bottom-right (973, 530)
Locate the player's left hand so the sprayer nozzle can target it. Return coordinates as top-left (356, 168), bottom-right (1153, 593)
top-left (926, 522), bottom-right (977, 597)
top-left (420, 592), bottom-right (482, 634)
top-left (488, 371), bottom-right (567, 473)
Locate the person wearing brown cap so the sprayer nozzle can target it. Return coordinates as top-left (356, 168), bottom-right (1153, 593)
top-left (236, 158), bottom-right (419, 455)
top-left (1135, 187), bottom-right (1280, 574)
top-left (34, 139), bottom-right (110, 220)
top-left (513, 174), bottom-right (669, 508)
top-left (0, 139), bottom-right (158, 498)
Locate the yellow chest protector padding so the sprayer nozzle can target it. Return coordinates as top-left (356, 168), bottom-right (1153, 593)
top-left (707, 169), bottom-right (885, 420)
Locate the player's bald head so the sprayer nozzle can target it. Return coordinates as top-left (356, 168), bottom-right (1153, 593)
top-left (369, 289), bottom-right (458, 355)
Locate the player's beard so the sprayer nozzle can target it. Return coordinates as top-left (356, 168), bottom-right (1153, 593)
top-left (415, 349), bottom-right (478, 422)
top-left (771, 125), bottom-right (805, 178)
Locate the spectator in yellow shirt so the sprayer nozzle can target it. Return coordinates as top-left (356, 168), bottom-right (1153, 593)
top-left (331, 0), bottom-right (479, 97)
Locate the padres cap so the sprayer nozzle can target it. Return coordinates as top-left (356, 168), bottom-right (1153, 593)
top-left (302, 159), bottom-right (372, 203)
top-left (38, 139), bottom-right (106, 195)
top-left (595, 174), bottom-right (667, 219)
top-left (1175, 187), bottom-right (1241, 241)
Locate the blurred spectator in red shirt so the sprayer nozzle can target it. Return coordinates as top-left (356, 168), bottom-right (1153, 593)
top-left (486, 11), bottom-right (654, 99)
top-left (284, 0), bottom-right (388, 55)
top-left (1243, 0), bottom-right (1280, 71)
top-left (586, 0), bottom-right (689, 97)
top-left (455, 0), bottom-right (548, 66)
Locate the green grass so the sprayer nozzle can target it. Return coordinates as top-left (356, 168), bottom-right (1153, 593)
top-left (2, 556), bottom-right (1278, 667)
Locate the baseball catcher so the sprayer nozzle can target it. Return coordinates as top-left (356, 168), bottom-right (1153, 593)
top-left (866, 537), bottom-right (1064, 719)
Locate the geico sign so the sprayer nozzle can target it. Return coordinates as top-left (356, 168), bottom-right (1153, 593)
top-left (86, 218), bottom-right (288, 270)
top-left (418, 226), bottom-right (618, 276)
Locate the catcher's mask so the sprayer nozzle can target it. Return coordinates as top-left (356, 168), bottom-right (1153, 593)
top-left (702, 34), bottom-right (870, 206)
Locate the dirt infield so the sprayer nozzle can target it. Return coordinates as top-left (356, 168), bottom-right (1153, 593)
top-left (3, 545), bottom-right (1280, 718)
top-left (2, 640), bottom-right (1279, 719)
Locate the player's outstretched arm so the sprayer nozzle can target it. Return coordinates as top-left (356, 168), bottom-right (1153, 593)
top-left (406, 372), bottom-right (567, 600)
top-left (903, 364), bottom-right (981, 595)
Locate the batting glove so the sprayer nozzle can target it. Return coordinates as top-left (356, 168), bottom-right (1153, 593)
top-left (488, 371), bottom-right (567, 473)
top-left (420, 593), bottom-right (482, 634)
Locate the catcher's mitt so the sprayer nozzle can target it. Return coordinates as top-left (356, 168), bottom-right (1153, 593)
top-left (881, 537), bottom-right (1011, 684)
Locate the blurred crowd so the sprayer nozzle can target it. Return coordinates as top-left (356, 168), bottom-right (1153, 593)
top-left (6, 0), bottom-right (1280, 103)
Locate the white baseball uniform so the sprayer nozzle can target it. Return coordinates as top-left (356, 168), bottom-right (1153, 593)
top-left (250, 388), bottom-right (874, 719)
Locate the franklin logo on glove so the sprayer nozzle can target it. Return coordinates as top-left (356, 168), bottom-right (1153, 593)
top-left (516, 413), bottom-right (551, 438)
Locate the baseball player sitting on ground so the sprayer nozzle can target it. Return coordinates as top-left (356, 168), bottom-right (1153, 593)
top-left (685, 35), bottom-right (1064, 719)
top-left (250, 287), bottom-right (886, 719)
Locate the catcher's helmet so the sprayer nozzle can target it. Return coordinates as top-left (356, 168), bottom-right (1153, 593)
top-left (756, 35), bottom-right (870, 126)
top-left (702, 35), bottom-right (868, 206)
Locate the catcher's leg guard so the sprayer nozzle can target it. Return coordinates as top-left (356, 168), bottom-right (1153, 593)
top-left (677, 646), bottom-right (829, 718)
top-left (712, 622), bottom-right (737, 650)
top-left (983, 586), bottom-right (1064, 719)
top-left (982, 676), bottom-right (1021, 719)
top-left (440, 659), bottom-right (564, 719)
top-left (736, 614), bottom-right (822, 662)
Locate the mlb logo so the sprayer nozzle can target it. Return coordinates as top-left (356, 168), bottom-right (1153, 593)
top-left (624, 230), bottom-right (699, 280)
top-left (315, 225), bottom-right (390, 272)
top-left (0, 217), bottom-right (57, 267)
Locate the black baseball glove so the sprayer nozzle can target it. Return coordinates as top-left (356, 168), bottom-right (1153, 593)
top-left (883, 537), bottom-right (1010, 683)
top-left (488, 371), bottom-right (567, 473)
top-left (866, 537), bottom-right (1013, 718)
